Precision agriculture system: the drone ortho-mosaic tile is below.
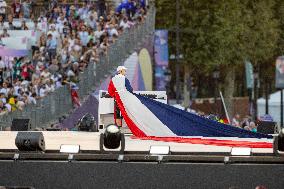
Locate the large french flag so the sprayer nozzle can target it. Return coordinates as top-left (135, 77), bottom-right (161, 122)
top-left (108, 75), bottom-right (272, 148)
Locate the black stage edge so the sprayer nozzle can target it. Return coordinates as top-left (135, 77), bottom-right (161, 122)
top-left (0, 154), bottom-right (284, 189)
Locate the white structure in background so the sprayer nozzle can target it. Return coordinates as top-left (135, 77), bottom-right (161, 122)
top-left (257, 90), bottom-right (283, 125)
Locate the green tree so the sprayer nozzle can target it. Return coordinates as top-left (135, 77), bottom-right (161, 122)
top-left (156, 0), bottom-right (280, 119)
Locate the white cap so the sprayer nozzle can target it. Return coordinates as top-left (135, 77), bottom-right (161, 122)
top-left (117, 66), bottom-right (127, 72)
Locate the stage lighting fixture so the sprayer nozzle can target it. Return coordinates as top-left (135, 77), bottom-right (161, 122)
top-left (77, 113), bottom-right (97, 132)
top-left (103, 124), bottom-right (122, 149)
top-left (273, 128), bottom-right (284, 155)
top-left (231, 147), bottom-right (251, 156)
top-left (150, 146), bottom-right (170, 155)
top-left (15, 132), bottom-right (45, 152)
top-left (60, 144), bottom-right (80, 153)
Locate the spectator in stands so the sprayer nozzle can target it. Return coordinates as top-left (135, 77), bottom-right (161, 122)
top-left (0, 28), bottom-right (8, 38)
top-left (0, 92), bottom-right (5, 103)
top-left (78, 1), bottom-right (89, 20)
top-left (79, 25), bottom-right (89, 49)
top-left (0, 0), bottom-right (148, 115)
top-left (100, 36), bottom-right (109, 54)
top-left (116, 0), bottom-right (136, 18)
top-left (97, 0), bottom-right (106, 18)
top-left (7, 14), bottom-right (15, 30)
top-left (249, 122), bottom-right (257, 132)
top-left (94, 24), bottom-right (104, 40)
top-left (11, 0), bottom-right (21, 18)
top-left (48, 24), bottom-right (59, 40)
top-left (21, 0), bottom-right (31, 19)
top-left (0, 100), bottom-right (6, 114)
top-left (0, 15), bottom-right (4, 30)
top-left (87, 14), bottom-right (97, 30)
top-left (38, 33), bottom-right (46, 48)
top-left (20, 20), bottom-right (29, 30)
top-left (108, 24), bottom-right (118, 38)
top-left (46, 33), bottom-right (57, 60)
top-left (0, 81), bottom-right (9, 96)
top-left (232, 114), bottom-right (241, 127)
top-left (49, 58), bottom-right (59, 74)
top-left (0, 0), bottom-right (6, 20)
top-left (120, 16), bottom-right (130, 30)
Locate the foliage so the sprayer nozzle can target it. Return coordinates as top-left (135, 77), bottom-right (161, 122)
top-left (156, 0), bottom-right (280, 95)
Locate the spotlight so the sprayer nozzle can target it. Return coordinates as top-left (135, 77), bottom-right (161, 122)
top-left (150, 146), bottom-right (170, 155)
top-left (100, 124), bottom-right (125, 152)
top-left (231, 147), bottom-right (251, 156)
top-left (60, 144), bottom-right (80, 153)
top-left (273, 128), bottom-right (284, 155)
top-left (15, 132), bottom-right (45, 152)
top-left (76, 113), bottom-right (97, 132)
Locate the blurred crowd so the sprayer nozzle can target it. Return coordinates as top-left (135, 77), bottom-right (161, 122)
top-left (0, 0), bottom-right (147, 115)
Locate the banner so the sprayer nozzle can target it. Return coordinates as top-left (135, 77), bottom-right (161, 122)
top-left (275, 56), bottom-right (284, 89)
top-left (0, 47), bottom-right (29, 57)
top-left (154, 30), bottom-right (169, 90)
top-left (245, 61), bottom-right (254, 89)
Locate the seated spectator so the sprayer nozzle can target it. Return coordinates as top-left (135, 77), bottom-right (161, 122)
top-left (7, 14), bottom-right (15, 30)
top-left (249, 122), bottom-right (257, 132)
top-left (0, 28), bottom-right (9, 38)
top-left (232, 114), bottom-right (240, 127)
top-left (20, 20), bottom-right (29, 30)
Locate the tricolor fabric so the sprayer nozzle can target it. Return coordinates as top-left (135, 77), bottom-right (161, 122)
top-left (108, 75), bottom-right (272, 148)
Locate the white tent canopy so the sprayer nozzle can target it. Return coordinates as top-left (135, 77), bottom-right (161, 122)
top-left (257, 90), bottom-right (283, 125)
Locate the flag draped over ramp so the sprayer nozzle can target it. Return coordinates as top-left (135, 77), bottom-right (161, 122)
top-left (109, 75), bottom-right (272, 148)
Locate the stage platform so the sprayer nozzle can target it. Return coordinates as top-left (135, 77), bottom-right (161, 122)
top-left (0, 131), bottom-right (284, 189)
top-left (0, 131), bottom-right (274, 154)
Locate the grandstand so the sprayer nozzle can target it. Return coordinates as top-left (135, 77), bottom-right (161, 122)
top-left (0, 0), bottom-right (154, 130)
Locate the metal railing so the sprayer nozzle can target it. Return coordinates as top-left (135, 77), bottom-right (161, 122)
top-left (0, 5), bottom-right (155, 130)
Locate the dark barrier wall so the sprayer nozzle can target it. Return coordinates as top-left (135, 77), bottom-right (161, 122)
top-left (0, 161), bottom-right (283, 189)
top-left (61, 95), bottom-right (99, 129)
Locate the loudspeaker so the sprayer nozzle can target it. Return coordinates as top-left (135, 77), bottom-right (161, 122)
top-left (11, 119), bottom-right (31, 131)
top-left (257, 121), bottom-right (276, 134)
top-left (273, 131), bottom-right (284, 155)
top-left (15, 132), bottom-right (45, 152)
